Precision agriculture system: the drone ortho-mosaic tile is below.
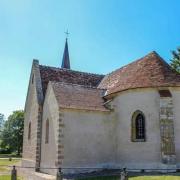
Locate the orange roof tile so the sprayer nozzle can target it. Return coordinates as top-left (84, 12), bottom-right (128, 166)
top-left (39, 65), bottom-right (104, 95)
top-left (98, 51), bottom-right (180, 95)
top-left (51, 82), bottom-right (109, 112)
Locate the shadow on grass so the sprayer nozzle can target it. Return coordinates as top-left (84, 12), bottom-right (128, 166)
top-left (0, 154), bottom-right (22, 158)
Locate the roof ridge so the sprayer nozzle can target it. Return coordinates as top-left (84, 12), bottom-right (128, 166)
top-left (149, 51), bottom-right (180, 76)
top-left (39, 64), bottom-right (105, 76)
top-left (108, 51), bottom-right (161, 75)
top-left (103, 51), bottom-right (174, 81)
top-left (50, 80), bottom-right (106, 90)
top-left (99, 51), bottom-right (160, 84)
top-left (98, 51), bottom-right (180, 95)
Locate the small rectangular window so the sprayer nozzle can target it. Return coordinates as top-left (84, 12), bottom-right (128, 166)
top-left (32, 74), bottom-right (34, 84)
top-left (28, 122), bottom-right (31, 140)
top-left (45, 119), bottom-right (49, 144)
top-left (158, 90), bottom-right (172, 97)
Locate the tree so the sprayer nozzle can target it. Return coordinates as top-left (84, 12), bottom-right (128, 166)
top-left (170, 47), bottom-right (180, 73)
top-left (0, 110), bottom-right (24, 155)
top-left (0, 113), bottom-right (5, 131)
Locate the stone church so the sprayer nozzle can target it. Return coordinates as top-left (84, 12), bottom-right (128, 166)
top-left (22, 39), bottom-right (180, 175)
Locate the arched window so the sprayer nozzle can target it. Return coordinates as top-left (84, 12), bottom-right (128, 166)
top-left (28, 122), bottom-right (31, 140)
top-left (131, 111), bottom-right (145, 142)
top-left (45, 119), bottom-right (49, 144)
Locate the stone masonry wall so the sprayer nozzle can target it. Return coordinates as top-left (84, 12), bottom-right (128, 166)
top-left (22, 60), bottom-right (44, 170)
top-left (171, 87), bottom-right (180, 167)
top-left (56, 111), bottom-right (65, 168)
top-left (159, 91), bottom-right (176, 164)
top-left (40, 84), bottom-right (60, 175)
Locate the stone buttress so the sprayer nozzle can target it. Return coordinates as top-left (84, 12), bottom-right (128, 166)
top-left (159, 89), bottom-right (176, 165)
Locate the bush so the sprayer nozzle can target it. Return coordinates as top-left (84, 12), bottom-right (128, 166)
top-left (0, 148), bottom-right (11, 154)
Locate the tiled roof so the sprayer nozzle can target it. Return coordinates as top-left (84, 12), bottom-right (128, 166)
top-left (39, 65), bottom-right (104, 95)
top-left (51, 82), bottom-right (109, 112)
top-left (98, 51), bottom-right (180, 95)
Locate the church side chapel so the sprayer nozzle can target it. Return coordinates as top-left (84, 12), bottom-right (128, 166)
top-left (22, 37), bottom-right (180, 175)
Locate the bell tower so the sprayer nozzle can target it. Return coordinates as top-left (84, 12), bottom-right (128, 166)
top-left (61, 31), bottom-right (70, 69)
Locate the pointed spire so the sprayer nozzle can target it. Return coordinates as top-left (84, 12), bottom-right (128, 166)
top-left (61, 38), bottom-right (70, 69)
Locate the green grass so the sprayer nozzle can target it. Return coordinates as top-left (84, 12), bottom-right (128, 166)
top-left (0, 153), bottom-right (22, 158)
top-left (0, 175), bottom-right (23, 180)
top-left (0, 159), bottom-right (20, 166)
top-left (0, 159), bottom-right (21, 172)
top-left (0, 167), bottom-right (8, 172)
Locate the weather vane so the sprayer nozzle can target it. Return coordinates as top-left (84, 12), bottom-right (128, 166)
top-left (65, 30), bottom-right (69, 39)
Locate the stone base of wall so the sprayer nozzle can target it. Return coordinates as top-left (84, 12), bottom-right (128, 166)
top-left (115, 163), bottom-right (177, 173)
top-left (162, 155), bottom-right (176, 165)
top-left (17, 160), bottom-right (56, 180)
top-left (62, 162), bottom-right (117, 174)
top-left (176, 163), bottom-right (180, 169)
top-left (19, 161), bottom-right (177, 178)
top-left (60, 163), bottom-right (177, 174)
top-left (21, 159), bottom-right (36, 171)
top-left (19, 169), bottom-right (56, 180)
top-left (40, 167), bottom-right (57, 176)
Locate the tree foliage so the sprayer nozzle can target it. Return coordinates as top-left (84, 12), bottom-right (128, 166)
top-left (170, 47), bottom-right (180, 73)
top-left (0, 110), bottom-right (24, 155)
top-left (0, 113), bottom-right (5, 131)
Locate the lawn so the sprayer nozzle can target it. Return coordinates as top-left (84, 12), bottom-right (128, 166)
top-left (0, 154), bottom-right (22, 158)
top-left (0, 158), bottom-right (21, 172)
top-left (0, 158), bottom-right (23, 179)
top-left (0, 159), bottom-right (21, 166)
top-left (0, 175), bottom-right (23, 180)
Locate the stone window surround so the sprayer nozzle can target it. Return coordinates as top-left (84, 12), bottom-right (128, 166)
top-left (45, 119), bottom-right (49, 144)
top-left (32, 74), bottom-right (34, 84)
top-left (28, 122), bottom-right (31, 140)
top-left (131, 110), bottom-right (146, 142)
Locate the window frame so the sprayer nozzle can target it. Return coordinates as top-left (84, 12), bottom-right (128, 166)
top-left (131, 110), bottom-right (146, 142)
top-left (32, 74), bottom-right (34, 84)
top-left (45, 119), bottom-right (49, 144)
top-left (28, 122), bottom-right (31, 140)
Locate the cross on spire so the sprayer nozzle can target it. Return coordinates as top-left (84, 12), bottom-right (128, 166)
top-left (61, 32), bottom-right (70, 69)
top-left (64, 30), bottom-right (69, 39)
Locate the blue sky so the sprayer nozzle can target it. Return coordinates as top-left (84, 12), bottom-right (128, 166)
top-left (0, 0), bottom-right (180, 118)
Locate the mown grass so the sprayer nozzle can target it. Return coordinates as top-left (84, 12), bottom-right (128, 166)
top-left (0, 175), bottom-right (23, 180)
top-left (0, 159), bottom-right (21, 172)
top-left (0, 159), bottom-right (20, 166)
top-left (0, 154), bottom-right (22, 158)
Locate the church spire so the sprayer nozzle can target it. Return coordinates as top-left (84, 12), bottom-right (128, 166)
top-left (61, 31), bottom-right (70, 69)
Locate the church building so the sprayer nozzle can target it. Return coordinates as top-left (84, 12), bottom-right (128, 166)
top-left (22, 38), bottom-right (180, 175)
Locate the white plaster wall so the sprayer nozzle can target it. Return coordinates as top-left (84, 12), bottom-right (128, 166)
top-left (22, 72), bottom-right (39, 168)
top-left (113, 88), bottom-right (162, 169)
top-left (62, 109), bottom-right (116, 170)
top-left (40, 85), bottom-right (59, 175)
top-left (171, 87), bottom-right (180, 167)
top-left (39, 86), bottom-right (180, 174)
